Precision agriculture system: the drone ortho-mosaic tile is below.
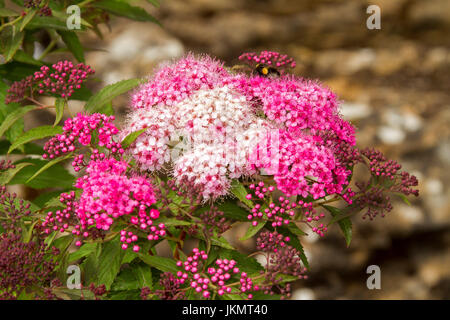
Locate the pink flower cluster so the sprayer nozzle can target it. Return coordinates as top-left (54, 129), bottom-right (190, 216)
top-left (74, 158), bottom-right (164, 237)
top-left (42, 191), bottom-right (76, 234)
top-left (239, 50), bottom-right (296, 69)
top-left (6, 61), bottom-right (94, 103)
top-left (43, 113), bottom-right (123, 164)
top-left (246, 181), bottom-right (327, 236)
top-left (175, 248), bottom-right (258, 299)
top-left (131, 54), bottom-right (227, 109)
top-left (123, 53), bottom-right (356, 200)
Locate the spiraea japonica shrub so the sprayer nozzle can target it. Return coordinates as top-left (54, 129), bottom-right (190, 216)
top-left (0, 49), bottom-right (418, 300)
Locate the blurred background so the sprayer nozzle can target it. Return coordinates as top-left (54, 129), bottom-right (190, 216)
top-left (31, 0), bottom-right (450, 299)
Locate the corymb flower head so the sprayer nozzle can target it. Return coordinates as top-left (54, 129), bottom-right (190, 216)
top-left (122, 52), bottom-right (357, 200)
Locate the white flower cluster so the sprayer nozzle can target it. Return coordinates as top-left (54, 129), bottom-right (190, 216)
top-left (122, 86), bottom-right (275, 198)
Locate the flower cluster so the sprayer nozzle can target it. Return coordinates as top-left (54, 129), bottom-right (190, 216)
top-left (170, 248), bottom-right (258, 299)
top-left (141, 272), bottom-right (185, 300)
top-left (0, 159), bottom-right (15, 171)
top-left (6, 61), bottom-right (94, 103)
top-left (256, 231), bottom-right (308, 299)
top-left (123, 53), bottom-right (356, 201)
top-left (23, 0), bottom-right (52, 16)
top-left (124, 83), bottom-right (272, 198)
top-left (43, 113), bottom-right (122, 164)
top-left (0, 186), bottom-right (32, 233)
top-left (245, 181), bottom-right (327, 236)
top-left (0, 233), bottom-right (59, 300)
top-left (74, 158), bottom-right (164, 237)
top-left (239, 51), bottom-right (296, 70)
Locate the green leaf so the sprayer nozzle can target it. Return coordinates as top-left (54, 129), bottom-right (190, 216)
top-left (220, 249), bottom-right (264, 275)
top-left (97, 238), bottom-right (124, 289)
top-left (133, 264), bottom-right (153, 289)
top-left (0, 61), bottom-right (41, 81)
top-left (52, 234), bottom-right (73, 252)
top-left (394, 192), bottom-right (411, 206)
top-left (4, 28), bottom-right (24, 63)
top-left (230, 179), bottom-right (254, 208)
top-left (156, 217), bottom-right (192, 227)
top-left (0, 162), bottom-right (33, 185)
top-left (277, 226), bottom-right (309, 269)
top-left (0, 105), bottom-right (35, 139)
top-left (53, 98), bottom-right (66, 126)
top-left (9, 158), bottom-right (74, 189)
top-left (240, 221), bottom-right (265, 241)
top-left (0, 141), bottom-right (42, 155)
top-left (84, 78), bottom-right (142, 113)
top-left (68, 243), bottom-right (99, 262)
top-left (52, 287), bottom-right (95, 300)
top-left (33, 191), bottom-right (65, 208)
top-left (146, 0), bottom-right (160, 8)
top-left (322, 205), bottom-right (352, 247)
top-left (121, 128), bottom-right (147, 149)
top-left (138, 253), bottom-right (179, 273)
top-left (20, 9), bottom-right (37, 32)
top-left (25, 16), bottom-right (71, 30)
top-left (8, 125), bottom-right (62, 154)
top-left (13, 49), bottom-right (43, 66)
top-left (81, 244), bottom-right (102, 285)
top-left (26, 152), bottom-right (72, 184)
top-left (326, 204), bottom-right (356, 225)
top-left (287, 223), bottom-right (308, 236)
top-left (93, 0), bottom-right (160, 24)
top-left (217, 201), bottom-right (249, 221)
top-left (210, 235), bottom-right (234, 249)
top-left (97, 101), bottom-right (114, 115)
top-left (112, 267), bottom-right (139, 290)
top-left (57, 30), bottom-right (85, 63)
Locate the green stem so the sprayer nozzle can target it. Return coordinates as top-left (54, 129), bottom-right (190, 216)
top-left (38, 39), bottom-right (56, 60)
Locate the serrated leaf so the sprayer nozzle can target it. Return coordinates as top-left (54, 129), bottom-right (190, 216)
top-left (97, 238), bottom-right (124, 289)
top-left (26, 152), bottom-right (72, 183)
top-left (68, 243), bottom-right (99, 262)
top-left (230, 179), bottom-right (254, 208)
top-left (13, 49), bottom-right (43, 66)
top-left (52, 287), bottom-right (95, 300)
top-left (4, 29), bottom-right (24, 62)
top-left (287, 223), bottom-right (308, 236)
top-left (121, 128), bottom-right (147, 149)
top-left (322, 205), bottom-right (352, 247)
top-left (133, 264), bottom-right (153, 289)
top-left (53, 98), bottom-right (66, 126)
top-left (8, 125), bottom-right (62, 154)
top-left (93, 0), bottom-right (160, 24)
top-left (20, 9), bottom-right (37, 31)
top-left (112, 267), bottom-right (139, 290)
top-left (25, 16), bottom-right (71, 30)
top-left (220, 249), bottom-right (264, 275)
top-left (394, 193), bottom-right (411, 206)
top-left (138, 253), bottom-right (178, 273)
top-left (156, 217), bottom-right (192, 227)
top-left (0, 162), bottom-right (33, 185)
top-left (0, 105), bottom-right (34, 139)
top-left (240, 221), bottom-right (265, 241)
top-left (277, 226), bottom-right (309, 269)
top-left (217, 200), bottom-right (249, 221)
top-left (9, 158), bottom-right (74, 189)
top-left (84, 78), bottom-right (142, 113)
top-left (57, 30), bottom-right (84, 63)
